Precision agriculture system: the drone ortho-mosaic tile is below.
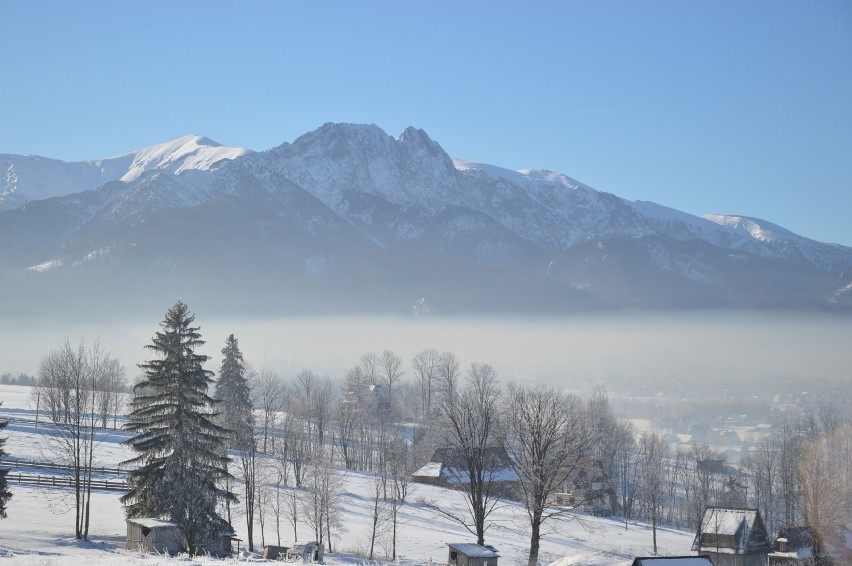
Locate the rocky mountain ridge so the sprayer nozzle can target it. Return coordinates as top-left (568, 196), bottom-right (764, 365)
top-left (1, 123), bottom-right (850, 316)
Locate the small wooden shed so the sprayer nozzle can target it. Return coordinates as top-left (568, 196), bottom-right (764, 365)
top-left (287, 541), bottom-right (324, 562)
top-left (126, 518), bottom-right (182, 554)
top-left (447, 543), bottom-right (499, 566)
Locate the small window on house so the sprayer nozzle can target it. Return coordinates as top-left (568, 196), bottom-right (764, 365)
top-left (450, 550), bottom-right (458, 561)
top-left (141, 526), bottom-right (152, 537)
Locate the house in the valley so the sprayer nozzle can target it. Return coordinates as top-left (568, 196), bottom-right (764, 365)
top-left (768, 524), bottom-right (852, 565)
top-left (768, 525), bottom-right (813, 565)
top-left (447, 543), bottom-right (499, 566)
top-left (547, 456), bottom-right (615, 516)
top-left (411, 447), bottom-right (520, 497)
top-left (691, 507), bottom-right (771, 566)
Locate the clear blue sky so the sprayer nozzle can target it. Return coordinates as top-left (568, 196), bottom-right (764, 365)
top-left (1, 1), bottom-right (850, 245)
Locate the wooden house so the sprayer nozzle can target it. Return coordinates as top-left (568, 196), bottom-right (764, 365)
top-left (126, 518), bottom-right (237, 557)
top-left (547, 456), bottom-right (615, 516)
top-left (768, 524), bottom-right (852, 565)
top-left (126, 518), bottom-right (182, 554)
top-left (411, 447), bottom-right (519, 497)
top-left (691, 507), bottom-right (771, 566)
top-left (447, 543), bottom-right (499, 566)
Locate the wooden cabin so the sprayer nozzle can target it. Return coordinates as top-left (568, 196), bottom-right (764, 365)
top-left (447, 543), bottom-right (499, 566)
top-left (412, 447), bottom-right (520, 499)
top-left (126, 518), bottom-right (237, 557)
top-left (691, 507), bottom-right (771, 566)
top-left (126, 518), bottom-right (182, 554)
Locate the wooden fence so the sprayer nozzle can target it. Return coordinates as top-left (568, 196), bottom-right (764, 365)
top-left (4, 472), bottom-right (127, 491)
top-left (0, 458), bottom-right (124, 476)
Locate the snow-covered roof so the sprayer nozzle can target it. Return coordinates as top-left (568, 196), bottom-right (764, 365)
top-left (444, 466), bottom-right (520, 484)
top-left (693, 507), bottom-right (770, 555)
top-left (699, 507), bottom-right (755, 536)
top-left (448, 543), bottom-right (499, 558)
top-left (412, 462), bottom-right (443, 478)
top-left (126, 518), bottom-right (178, 529)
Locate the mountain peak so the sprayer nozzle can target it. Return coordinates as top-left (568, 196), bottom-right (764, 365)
top-left (118, 134), bottom-right (250, 182)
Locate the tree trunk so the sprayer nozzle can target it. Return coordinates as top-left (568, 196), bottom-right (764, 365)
top-left (652, 511), bottom-right (658, 554)
top-left (528, 519), bottom-right (541, 566)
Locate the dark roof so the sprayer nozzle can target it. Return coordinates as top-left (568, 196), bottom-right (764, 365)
top-left (773, 524), bottom-right (813, 551)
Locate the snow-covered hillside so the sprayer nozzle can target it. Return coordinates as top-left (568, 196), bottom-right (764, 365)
top-left (0, 384), bottom-right (697, 565)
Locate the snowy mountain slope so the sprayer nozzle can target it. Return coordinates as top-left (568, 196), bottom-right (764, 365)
top-left (0, 135), bottom-right (249, 210)
top-left (1, 123), bottom-right (850, 315)
top-left (118, 134), bottom-right (249, 182)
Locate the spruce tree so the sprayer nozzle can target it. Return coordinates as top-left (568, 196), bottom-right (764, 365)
top-left (214, 334), bottom-right (257, 550)
top-left (214, 334), bottom-right (253, 445)
top-left (0, 401), bottom-right (11, 518)
top-left (121, 301), bottom-right (235, 553)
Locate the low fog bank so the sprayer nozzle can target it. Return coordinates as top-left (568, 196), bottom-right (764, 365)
top-left (1, 312), bottom-right (849, 396)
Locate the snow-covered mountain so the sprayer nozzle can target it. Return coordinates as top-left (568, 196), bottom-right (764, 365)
top-left (0, 135), bottom-right (250, 210)
top-left (1, 123), bottom-right (850, 317)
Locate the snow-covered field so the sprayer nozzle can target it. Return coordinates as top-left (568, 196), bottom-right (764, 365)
top-left (0, 384), bottom-right (696, 565)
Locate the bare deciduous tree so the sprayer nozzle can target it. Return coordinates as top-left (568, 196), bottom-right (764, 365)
top-left (613, 419), bottom-right (638, 524)
top-left (686, 443), bottom-right (725, 528)
top-left (36, 338), bottom-right (124, 539)
top-left (637, 431), bottom-right (670, 554)
top-left (359, 351), bottom-right (379, 385)
top-left (302, 447), bottom-right (344, 552)
top-left (386, 436), bottom-right (413, 561)
top-left (436, 351), bottom-right (460, 402)
top-left (253, 369), bottom-right (287, 453)
top-left (412, 348), bottom-right (440, 418)
top-left (379, 350), bottom-right (403, 411)
top-left (433, 362), bottom-right (504, 545)
top-left (505, 384), bottom-right (592, 566)
top-left (800, 424), bottom-right (852, 559)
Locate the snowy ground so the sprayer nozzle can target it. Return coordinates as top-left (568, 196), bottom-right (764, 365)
top-left (0, 384), bottom-right (696, 565)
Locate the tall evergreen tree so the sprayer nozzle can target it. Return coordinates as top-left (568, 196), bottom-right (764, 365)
top-left (214, 333), bottom-right (256, 550)
top-left (0, 401), bottom-right (11, 518)
top-left (121, 301), bottom-right (235, 554)
top-left (214, 334), bottom-right (253, 445)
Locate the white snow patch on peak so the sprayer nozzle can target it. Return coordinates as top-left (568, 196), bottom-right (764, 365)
top-left (453, 160), bottom-right (585, 190)
top-left (517, 168), bottom-right (582, 186)
top-left (116, 135), bottom-right (250, 183)
top-left (453, 160), bottom-right (515, 177)
top-left (453, 160), bottom-right (536, 183)
top-left (703, 214), bottom-right (796, 243)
